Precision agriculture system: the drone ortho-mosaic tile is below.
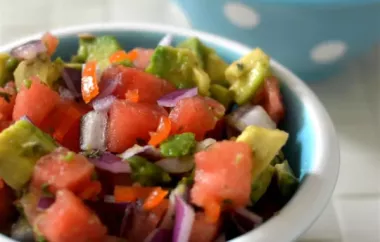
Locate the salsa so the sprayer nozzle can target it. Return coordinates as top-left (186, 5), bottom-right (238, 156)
top-left (0, 33), bottom-right (299, 242)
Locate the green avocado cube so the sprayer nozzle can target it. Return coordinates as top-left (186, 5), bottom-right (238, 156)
top-left (250, 165), bottom-right (275, 204)
top-left (275, 160), bottom-right (299, 198)
top-left (160, 133), bottom-right (197, 157)
top-left (209, 84), bottom-right (233, 108)
top-left (0, 120), bottom-right (57, 190)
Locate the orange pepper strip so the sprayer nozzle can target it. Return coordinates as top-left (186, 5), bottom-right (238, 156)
top-left (125, 89), bottom-right (139, 103)
top-left (143, 187), bottom-right (169, 211)
top-left (148, 116), bottom-right (171, 147)
top-left (126, 49), bottom-right (139, 61)
top-left (0, 179), bottom-right (4, 189)
top-left (114, 186), bottom-right (156, 203)
top-left (109, 50), bottom-right (130, 64)
top-left (78, 181), bottom-right (102, 200)
top-left (41, 32), bottom-right (59, 56)
top-left (204, 200), bottom-right (221, 224)
top-left (81, 61), bottom-right (99, 103)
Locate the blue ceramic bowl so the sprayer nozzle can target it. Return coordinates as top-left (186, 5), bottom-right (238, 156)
top-left (173, 0), bottom-right (380, 81)
top-left (0, 24), bottom-right (339, 242)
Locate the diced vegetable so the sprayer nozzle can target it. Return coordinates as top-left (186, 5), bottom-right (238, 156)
top-left (148, 116), bottom-right (172, 147)
top-left (62, 67), bottom-right (82, 97)
top-left (227, 105), bottom-right (276, 132)
top-left (114, 186), bottom-right (155, 203)
top-left (192, 67), bottom-right (211, 96)
top-left (0, 82), bottom-right (16, 121)
top-left (146, 46), bottom-right (197, 89)
top-left (14, 57), bottom-right (63, 90)
top-left (13, 78), bottom-right (60, 126)
top-left (119, 144), bottom-right (162, 161)
top-left (226, 48), bottom-right (270, 105)
top-left (143, 187), bottom-right (169, 211)
top-left (92, 95), bottom-right (116, 112)
top-left (0, 120), bottom-right (57, 190)
top-left (107, 100), bottom-right (168, 153)
top-left (127, 156), bottom-right (171, 186)
top-left (0, 54), bottom-right (15, 87)
top-left (81, 61), bottom-right (100, 103)
top-left (275, 160), bottom-right (299, 198)
top-left (160, 133), bottom-right (196, 157)
top-left (173, 195), bottom-right (195, 242)
top-left (35, 189), bottom-right (107, 242)
top-left (80, 111), bottom-right (108, 151)
top-left (195, 138), bottom-right (217, 152)
top-left (89, 152), bottom-right (131, 174)
top-left (169, 96), bottom-right (218, 140)
top-left (155, 156), bottom-right (194, 174)
top-left (157, 88), bottom-right (198, 108)
top-left (250, 165), bottom-right (275, 204)
top-left (125, 89), bottom-right (139, 103)
top-left (210, 84), bottom-right (233, 108)
top-left (41, 32), bottom-right (59, 56)
top-left (10, 40), bottom-right (47, 60)
top-left (261, 76), bottom-right (285, 123)
top-left (31, 147), bottom-right (96, 195)
top-left (132, 48), bottom-right (154, 70)
top-left (191, 141), bottom-right (252, 216)
top-left (101, 66), bottom-right (176, 104)
top-left (236, 126), bottom-right (288, 182)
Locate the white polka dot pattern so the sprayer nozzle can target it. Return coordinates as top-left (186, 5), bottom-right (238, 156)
top-left (310, 41), bottom-right (347, 64)
top-left (224, 2), bottom-right (260, 29)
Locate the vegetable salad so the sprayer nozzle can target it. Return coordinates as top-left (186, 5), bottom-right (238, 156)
top-left (0, 33), bottom-right (299, 242)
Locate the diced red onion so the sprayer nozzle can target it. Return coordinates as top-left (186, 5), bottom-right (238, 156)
top-left (144, 228), bottom-right (172, 242)
top-left (37, 197), bottom-right (55, 210)
top-left (92, 95), bottom-right (116, 112)
top-left (160, 184), bottom-right (187, 229)
top-left (58, 86), bottom-right (76, 101)
top-left (62, 67), bottom-right (82, 97)
top-left (119, 145), bottom-right (162, 161)
top-left (96, 72), bottom-right (121, 99)
top-left (172, 195), bottom-right (195, 242)
top-left (157, 34), bottom-right (173, 47)
top-left (157, 88), bottom-right (198, 107)
top-left (195, 138), bottom-right (216, 152)
top-left (120, 203), bottom-right (136, 237)
top-left (227, 105), bottom-right (276, 131)
top-left (155, 156), bottom-right (194, 174)
top-left (10, 40), bottom-right (47, 60)
top-left (20, 115), bottom-right (32, 123)
top-left (232, 207), bottom-right (263, 233)
top-left (89, 152), bottom-right (131, 174)
top-left (80, 111), bottom-right (108, 151)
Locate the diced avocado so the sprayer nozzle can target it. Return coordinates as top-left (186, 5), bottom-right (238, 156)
top-left (226, 48), bottom-right (270, 105)
top-left (210, 84), bottom-right (233, 108)
top-left (250, 165), bottom-right (275, 204)
top-left (72, 36), bottom-right (122, 70)
top-left (275, 160), bottom-right (299, 198)
top-left (63, 62), bottom-right (82, 70)
top-left (177, 37), bottom-right (228, 86)
top-left (270, 150), bottom-right (285, 166)
top-left (146, 46), bottom-right (197, 89)
top-left (192, 67), bottom-right (210, 96)
top-left (0, 54), bottom-right (13, 87)
top-left (0, 120), bottom-right (57, 190)
top-left (160, 133), bottom-right (197, 157)
top-left (14, 57), bottom-right (63, 90)
top-left (236, 125), bottom-right (288, 182)
top-left (128, 155), bottom-right (171, 186)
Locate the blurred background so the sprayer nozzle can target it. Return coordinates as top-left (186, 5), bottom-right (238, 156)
top-left (0, 0), bottom-right (379, 241)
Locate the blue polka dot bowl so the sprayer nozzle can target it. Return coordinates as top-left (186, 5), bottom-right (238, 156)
top-left (173, 0), bottom-right (380, 81)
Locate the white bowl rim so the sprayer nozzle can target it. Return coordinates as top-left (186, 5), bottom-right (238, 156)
top-left (0, 23), bottom-right (340, 242)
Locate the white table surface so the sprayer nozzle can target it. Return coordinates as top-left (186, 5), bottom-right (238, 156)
top-left (0, 0), bottom-right (379, 241)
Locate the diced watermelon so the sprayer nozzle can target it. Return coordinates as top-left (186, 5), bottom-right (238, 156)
top-left (13, 79), bottom-right (60, 125)
top-left (35, 189), bottom-right (107, 242)
top-left (191, 141), bottom-right (252, 208)
top-left (169, 96), bottom-right (218, 140)
top-left (107, 100), bottom-right (168, 153)
top-left (260, 77), bottom-right (285, 124)
top-left (189, 212), bottom-right (220, 242)
top-left (101, 66), bottom-right (175, 103)
top-left (0, 82), bottom-right (16, 121)
top-left (31, 147), bottom-right (96, 195)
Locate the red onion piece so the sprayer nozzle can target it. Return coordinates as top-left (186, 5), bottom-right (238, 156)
top-left (227, 105), bottom-right (276, 132)
top-left (58, 86), bottom-right (76, 101)
top-left (195, 138), bottom-right (217, 152)
top-left (160, 184), bottom-right (187, 229)
top-left (158, 34), bottom-right (173, 47)
top-left (172, 195), bottom-right (195, 242)
top-left (10, 40), bottom-right (47, 60)
top-left (120, 203), bottom-right (136, 237)
top-left (80, 111), bottom-right (108, 151)
top-left (37, 197), bottom-right (55, 210)
top-left (92, 95), bottom-right (116, 112)
top-left (90, 152), bottom-right (131, 174)
top-left (155, 156), bottom-right (194, 174)
top-left (119, 145), bottom-right (161, 161)
top-left (157, 88), bottom-right (198, 107)
top-left (232, 207), bottom-right (263, 233)
top-left (62, 67), bottom-right (82, 97)
top-left (144, 228), bottom-right (172, 242)
top-left (96, 73), bottom-right (121, 99)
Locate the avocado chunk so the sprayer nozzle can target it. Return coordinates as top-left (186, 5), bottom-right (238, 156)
top-left (275, 160), bottom-right (299, 198)
top-left (270, 150), bottom-right (285, 166)
top-left (160, 133), bottom-right (197, 157)
top-left (225, 48), bottom-right (270, 105)
top-left (128, 155), bottom-right (171, 186)
top-left (177, 37), bottom-right (228, 86)
top-left (0, 54), bottom-right (15, 87)
top-left (0, 120), bottom-right (57, 190)
top-left (210, 84), bottom-right (233, 108)
top-left (71, 35), bottom-right (122, 70)
top-left (13, 57), bottom-right (63, 90)
top-left (236, 125), bottom-right (288, 182)
top-left (146, 46), bottom-right (197, 89)
top-left (250, 165), bottom-right (275, 204)
top-left (192, 67), bottom-right (211, 96)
